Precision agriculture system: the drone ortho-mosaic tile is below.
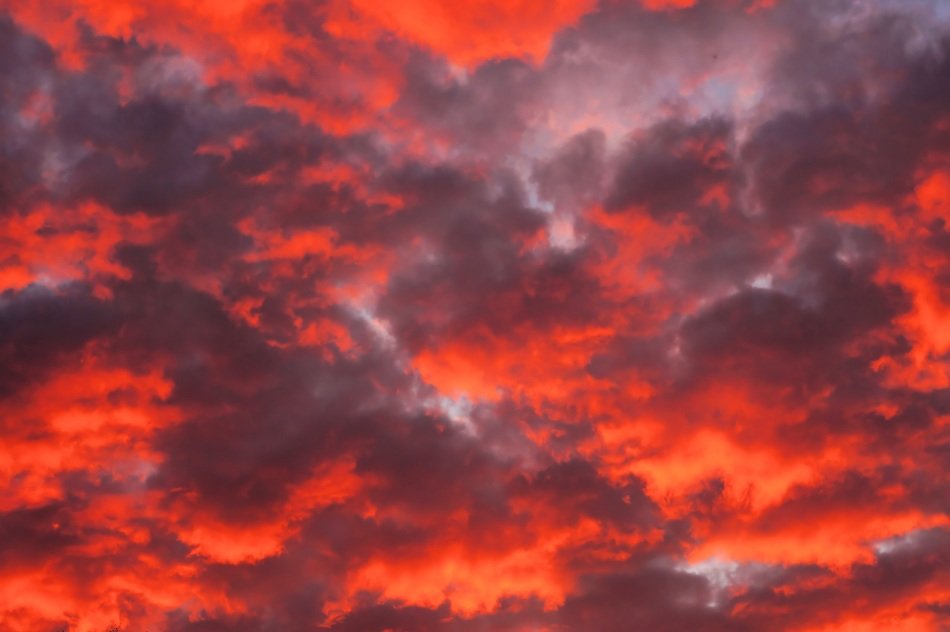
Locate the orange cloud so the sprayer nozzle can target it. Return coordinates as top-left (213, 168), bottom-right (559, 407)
top-left (331, 0), bottom-right (598, 66)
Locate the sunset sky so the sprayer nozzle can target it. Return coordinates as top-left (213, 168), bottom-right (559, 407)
top-left (1, 0), bottom-right (949, 630)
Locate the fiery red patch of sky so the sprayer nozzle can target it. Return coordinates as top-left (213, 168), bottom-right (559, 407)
top-left (0, 0), bottom-right (949, 630)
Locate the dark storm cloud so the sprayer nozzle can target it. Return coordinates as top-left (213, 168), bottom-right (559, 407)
top-left (510, 458), bottom-right (657, 530)
top-left (0, 15), bottom-right (55, 214)
top-left (54, 63), bottom-right (332, 218)
top-left (96, 249), bottom-right (513, 528)
top-left (738, 7), bottom-right (950, 223)
top-left (556, 565), bottom-right (746, 632)
top-left (393, 54), bottom-right (542, 155)
top-left (533, 128), bottom-right (607, 212)
top-left (0, 284), bottom-right (118, 397)
top-left (0, 501), bottom-right (80, 567)
top-left (605, 117), bottom-right (733, 218)
top-left (734, 528), bottom-right (950, 631)
top-left (373, 162), bottom-right (547, 348)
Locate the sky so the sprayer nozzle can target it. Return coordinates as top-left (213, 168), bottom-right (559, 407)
top-left (0, 0), bottom-right (949, 630)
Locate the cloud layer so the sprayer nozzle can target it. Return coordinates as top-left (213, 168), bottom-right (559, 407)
top-left (0, 0), bottom-right (948, 630)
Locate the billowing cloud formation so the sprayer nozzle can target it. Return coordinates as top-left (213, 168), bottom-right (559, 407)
top-left (1, 0), bottom-right (949, 630)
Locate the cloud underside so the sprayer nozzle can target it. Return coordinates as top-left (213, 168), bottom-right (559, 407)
top-left (0, 0), bottom-right (949, 630)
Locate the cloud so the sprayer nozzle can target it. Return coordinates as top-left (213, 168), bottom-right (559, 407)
top-left (0, 0), bottom-right (948, 630)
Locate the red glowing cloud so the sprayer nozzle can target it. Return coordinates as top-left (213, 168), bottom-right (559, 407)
top-left (0, 0), bottom-right (948, 630)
